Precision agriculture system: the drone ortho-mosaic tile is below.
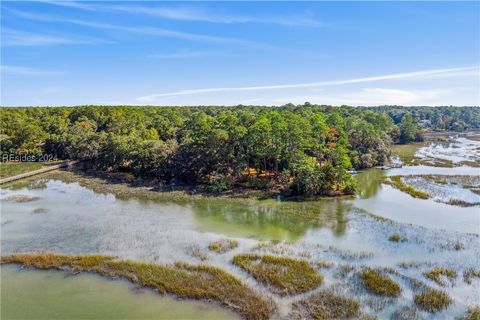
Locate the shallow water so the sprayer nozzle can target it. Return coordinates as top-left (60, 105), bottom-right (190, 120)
top-left (416, 136), bottom-right (480, 165)
top-left (1, 135), bottom-right (479, 319)
top-left (1, 265), bottom-right (238, 320)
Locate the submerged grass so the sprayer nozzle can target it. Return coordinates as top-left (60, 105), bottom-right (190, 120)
top-left (384, 176), bottom-right (429, 199)
top-left (208, 239), bottom-right (239, 254)
top-left (413, 288), bottom-right (452, 312)
top-left (423, 267), bottom-right (457, 286)
top-left (292, 290), bottom-right (360, 320)
top-left (232, 254), bottom-right (322, 295)
top-left (360, 268), bottom-right (402, 297)
top-left (1, 253), bottom-right (274, 320)
top-left (463, 268), bottom-right (480, 285)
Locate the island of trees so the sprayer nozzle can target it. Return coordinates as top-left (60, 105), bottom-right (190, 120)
top-left (1, 105), bottom-right (478, 197)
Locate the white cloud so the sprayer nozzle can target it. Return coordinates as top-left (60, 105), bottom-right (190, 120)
top-left (7, 9), bottom-right (260, 46)
top-left (1, 28), bottom-right (107, 46)
top-left (37, 1), bottom-right (323, 27)
top-left (148, 50), bottom-right (219, 59)
top-left (1, 65), bottom-right (64, 76)
top-left (137, 66), bottom-right (479, 102)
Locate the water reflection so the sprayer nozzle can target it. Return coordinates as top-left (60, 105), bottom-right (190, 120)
top-left (354, 169), bottom-right (385, 199)
top-left (190, 199), bottom-right (350, 241)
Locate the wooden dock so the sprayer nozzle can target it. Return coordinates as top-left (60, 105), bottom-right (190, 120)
top-left (0, 161), bottom-right (77, 185)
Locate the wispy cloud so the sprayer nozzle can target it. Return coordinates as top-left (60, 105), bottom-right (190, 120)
top-left (1, 65), bottom-right (64, 76)
top-left (137, 67), bottom-right (479, 102)
top-left (38, 1), bottom-right (323, 27)
top-left (8, 9), bottom-right (260, 46)
top-left (148, 50), bottom-right (219, 59)
top-left (1, 28), bottom-right (107, 46)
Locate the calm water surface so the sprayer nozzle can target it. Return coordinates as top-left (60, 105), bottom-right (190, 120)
top-left (1, 265), bottom-right (238, 320)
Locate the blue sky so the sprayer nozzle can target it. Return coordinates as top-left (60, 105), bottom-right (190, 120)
top-left (1, 1), bottom-right (479, 106)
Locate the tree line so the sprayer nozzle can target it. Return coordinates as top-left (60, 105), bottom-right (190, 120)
top-left (1, 105), bottom-right (477, 196)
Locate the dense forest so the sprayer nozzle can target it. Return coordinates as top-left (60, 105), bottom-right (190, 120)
top-left (1, 105), bottom-right (478, 196)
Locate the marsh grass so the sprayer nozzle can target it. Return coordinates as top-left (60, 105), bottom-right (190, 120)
top-left (208, 239), bottom-right (239, 254)
top-left (316, 261), bottom-right (333, 269)
top-left (423, 267), bottom-right (457, 286)
top-left (1, 253), bottom-right (274, 320)
top-left (413, 288), bottom-right (452, 312)
top-left (2, 194), bottom-right (40, 203)
top-left (391, 305), bottom-right (419, 320)
top-left (186, 244), bottom-right (208, 261)
top-left (384, 176), bottom-right (429, 199)
top-left (292, 290), bottom-right (360, 320)
top-left (360, 268), bottom-right (402, 297)
top-left (463, 268), bottom-right (480, 285)
top-left (464, 306), bottom-right (480, 320)
top-left (389, 233), bottom-right (403, 242)
top-left (232, 254), bottom-right (322, 295)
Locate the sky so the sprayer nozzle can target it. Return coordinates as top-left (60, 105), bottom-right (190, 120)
top-left (1, 1), bottom-right (479, 106)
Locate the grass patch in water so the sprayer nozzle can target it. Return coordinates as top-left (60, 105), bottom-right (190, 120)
top-left (383, 176), bottom-right (429, 199)
top-left (413, 288), bottom-right (452, 313)
top-left (391, 305), bottom-right (419, 320)
top-left (292, 290), bottom-right (360, 320)
top-left (0, 253), bottom-right (274, 320)
top-left (464, 307), bottom-right (480, 320)
top-left (316, 261), bottom-right (333, 269)
top-left (208, 239), bottom-right (239, 254)
top-left (360, 268), bottom-right (402, 297)
top-left (232, 254), bottom-right (322, 295)
top-left (2, 194), bottom-right (40, 202)
top-left (463, 268), bottom-right (480, 285)
top-left (388, 233), bottom-right (405, 242)
top-left (423, 267), bottom-right (457, 286)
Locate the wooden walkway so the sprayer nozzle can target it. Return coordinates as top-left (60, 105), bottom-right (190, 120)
top-left (0, 161), bottom-right (78, 185)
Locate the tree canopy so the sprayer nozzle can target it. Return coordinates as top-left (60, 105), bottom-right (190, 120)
top-left (1, 104), bottom-right (477, 196)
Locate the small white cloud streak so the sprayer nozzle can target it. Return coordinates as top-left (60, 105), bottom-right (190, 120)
top-left (7, 9), bottom-right (259, 46)
top-left (137, 67), bottom-right (479, 102)
top-left (37, 1), bottom-right (323, 27)
top-left (1, 28), bottom-right (106, 46)
top-left (1, 65), bottom-right (64, 76)
top-left (148, 50), bottom-right (218, 59)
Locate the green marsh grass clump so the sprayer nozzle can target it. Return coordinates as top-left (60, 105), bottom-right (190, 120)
top-left (208, 239), bottom-right (239, 253)
top-left (414, 288), bottom-right (452, 312)
top-left (464, 307), bottom-right (480, 320)
top-left (316, 261), bottom-right (333, 269)
top-left (453, 242), bottom-right (465, 251)
top-left (1, 253), bottom-right (274, 320)
top-left (463, 268), bottom-right (480, 284)
top-left (293, 290), bottom-right (360, 319)
top-left (389, 233), bottom-right (402, 242)
top-left (423, 267), bottom-right (457, 286)
top-left (360, 268), bottom-right (402, 297)
top-left (232, 254), bottom-right (322, 295)
top-left (384, 176), bottom-right (429, 199)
